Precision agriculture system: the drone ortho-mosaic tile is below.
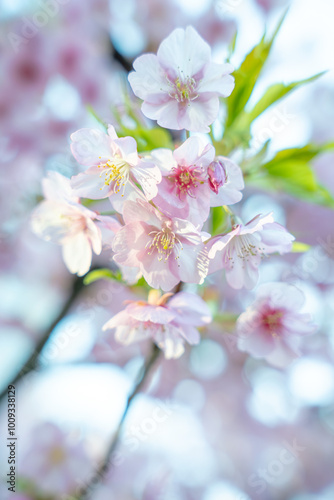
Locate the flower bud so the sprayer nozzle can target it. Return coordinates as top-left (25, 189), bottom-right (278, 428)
top-left (208, 160), bottom-right (227, 194)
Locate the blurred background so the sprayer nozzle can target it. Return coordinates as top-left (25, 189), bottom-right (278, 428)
top-left (1, 0), bottom-right (334, 499)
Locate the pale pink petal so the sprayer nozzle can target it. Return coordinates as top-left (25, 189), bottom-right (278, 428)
top-left (157, 26), bottom-right (210, 78)
top-left (71, 166), bottom-right (111, 199)
top-left (128, 53), bottom-right (170, 101)
top-left (85, 217), bottom-right (102, 255)
top-left (259, 222), bottom-right (295, 253)
top-left (132, 160), bottom-right (162, 200)
top-left (62, 232), bottom-right (92, 276)
top-left (198, 62), bottom-right (235, 96)
top-left (150, 148), bottom-right (176, 174)
top-left (109, 180), bottom-right (146, 214)
top-left (42, 171), bottom-right (77, 202)
top-left (142, 99), bottom-right (181, 130)
top-left (70, 128), bottom-right (112, 166)
top-left (178, 96), bottom-right (220, 133)
top-left (122, 199), bottom-right (162, 226)
top-left (168, 292), bottom-right (212, 325)
top-left (139, 252), bottom-right (180, 291)
top-left (127, 304), bottom-right (175, 324)
top-left (112, 222), bottom-right (149, 267)
top-left (177, 324), bottom-right (201, 345)
top-left (113, 136), bottom-right (139, 165)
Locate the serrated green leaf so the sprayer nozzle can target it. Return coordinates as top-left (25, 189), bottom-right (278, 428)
top-left (248, 143), bottom-right (334, 208)
top-left (226, 9), bottom-right (288, 129)
top-left (83, 268), bottom-right (123, 285)
top-left (246, 72), bottom-right (326, 123)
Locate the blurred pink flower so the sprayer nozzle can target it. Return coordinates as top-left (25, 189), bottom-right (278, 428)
top-left (207, 213), bottom-right (294, 289)
top-left (237, 282), bottom-right (316, 366)
top-left (70, 125), bottom-right (161, 213)
top-left (103, 289), bottom-right (211, 359)
top-left (19, 422), bottom-right (92, 496)
top-left (31, 172), bottom-right (120, 276)
top-left (151, 136), bottom-right (215, 225)
top-left (112, 199), bottom-right (209, 291)
top-left (128, 26), bottom-right (234, 132)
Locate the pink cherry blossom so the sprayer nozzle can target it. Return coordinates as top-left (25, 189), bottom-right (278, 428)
top-left (207, 213), bottom-right (295, 289)
top-left (208, 156), bottom-right (244, 206)
top-left (151, 136), bottom-right (215, 224)
top-left (103, 289), bottom-right (211, 359)
top-left (70, 125), bottom-right (161, 213)
top-left (31, 171), bottom-right (120, 276)
top-left (112, 199), bottom-right (209, 291)
top-left (237, 282), bottom-right (316, 366)
top-left (19, 422), bottom-right (92, 496)
top-left (128, 26), bottom-right (235, 133)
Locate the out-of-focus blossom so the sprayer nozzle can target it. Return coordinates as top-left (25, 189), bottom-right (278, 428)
top-left (208, 156), bottom-right (244, 206)
top-left (70, 125), bottom-right (161, 213)
top-left (237, 282), bottom-right (316, 366)
top-left (112, 199), bottom-right (209, 291)
top-left (128, 26), bottom-right (234, 132)
top-left (31, 172), bottom-right (120, 276)
top-left (19, 422), bottom-right (92, 496)
top-left (103, 289), bottom-right (211, 359)
top-left (151, 136), bottom-right (215, 225)
top-left (207, 213), bottom-right (294, 289)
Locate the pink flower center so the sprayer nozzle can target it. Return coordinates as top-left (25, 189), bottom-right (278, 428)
top-left (169, 164), bottom-right (205, 198)
top-left (49, 446), bottom-right (66, 465)
top-left (260, 306), bottom-right (284, 337)
top-left (146, 223), bottom-right (183, 262)
top-left (167, 76), bottom-right (198, 104)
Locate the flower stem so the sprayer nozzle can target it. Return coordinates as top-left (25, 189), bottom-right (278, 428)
top-left (223, 205), bottom-right (238, 226)
top-left (77, 344), bottom-right (161, 499)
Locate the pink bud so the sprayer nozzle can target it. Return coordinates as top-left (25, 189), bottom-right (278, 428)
top-left (208, 160), bottom-right (227, 194)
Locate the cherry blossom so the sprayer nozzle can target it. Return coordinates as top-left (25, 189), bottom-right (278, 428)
top-left (151, 136), bottom-right (215, 225)
top-left (70, 125), bottom-right (161, 213)
top-left (103, 289), bottom-right (211, 359)
top-left (31, 171), bottom-right (120, 276)
top-left (112, 199), bottom-right (209, 291)
top-left (19, 422), bottom-right (92, 496)
top-left (128, 26), bottom-right (235, 132)
top-left (207, 213), bottom-right (295, 289)
top-left (237, 282), bottom-right (316, 366)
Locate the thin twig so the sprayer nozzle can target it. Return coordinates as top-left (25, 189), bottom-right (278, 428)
top-left (78, 344), bottom-right (161, 500)
top-left (0, 276), bottom-right (85, 403)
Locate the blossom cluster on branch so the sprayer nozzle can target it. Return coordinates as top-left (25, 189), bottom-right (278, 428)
top-left (31, 26), bottom-right (315, 364)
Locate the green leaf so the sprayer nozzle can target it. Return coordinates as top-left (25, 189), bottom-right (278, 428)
top-left (248, 143), bottom-right (334, 208)
top-left (226, 8), bottom-right (288, 129)
top-left (83, 268), bottom-right (123, 285)
top-left (86, 105), bottom-right (108, 130)
top-left (246, 72), bottom-right (326, 123)
top-left (117, 124), bottom-right (173, 152)
top-left (226, 30), bottom-right (238, 63)
top-left (292, 242), bottom-right (311, 253)
top-left (211, 206), bottom-right (229, 234)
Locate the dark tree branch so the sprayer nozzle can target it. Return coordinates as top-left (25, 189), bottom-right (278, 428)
top-left (0, 276), bottom-right (85, 403)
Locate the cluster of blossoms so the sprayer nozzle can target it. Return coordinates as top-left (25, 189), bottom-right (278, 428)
top-left (31, 26), bottom-right (313, 363)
